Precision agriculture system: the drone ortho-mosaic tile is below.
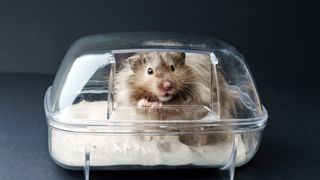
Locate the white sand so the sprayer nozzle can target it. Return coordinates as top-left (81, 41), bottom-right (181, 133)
top-left (50, 101), bottom-right (248, 168)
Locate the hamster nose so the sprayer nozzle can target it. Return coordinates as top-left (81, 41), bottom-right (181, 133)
top-left (162, 81), bottom-right (172, 91)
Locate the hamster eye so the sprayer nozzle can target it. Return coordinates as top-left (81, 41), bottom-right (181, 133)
top-left (147, 68), bottom-right (153, 75)
top-left (170, 65), bottom-right (175, 71)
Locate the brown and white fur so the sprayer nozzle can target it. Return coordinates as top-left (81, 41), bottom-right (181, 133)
top-left (114, 52), bottom-right (234, 146)
top-left (115, 52), bottom-right (211, 108)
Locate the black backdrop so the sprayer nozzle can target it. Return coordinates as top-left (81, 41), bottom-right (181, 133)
top-left (0, 0), bottom-right (318, 86)
top-left (0, 1), bottom-right (320, 179)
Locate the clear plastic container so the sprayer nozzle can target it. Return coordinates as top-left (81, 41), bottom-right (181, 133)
top-left (44, 32), bottom-right (268, 180)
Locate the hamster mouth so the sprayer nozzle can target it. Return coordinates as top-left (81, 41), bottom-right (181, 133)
top-left (158, 93), bottom-right (173, 102)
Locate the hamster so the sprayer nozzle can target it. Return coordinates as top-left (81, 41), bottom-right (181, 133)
top-left (115, 52), bottom-right (211, 108)
top-left (114, 52), bottom-right (234, 146)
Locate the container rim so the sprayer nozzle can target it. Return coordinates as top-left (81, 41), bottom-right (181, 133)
top-left (44, 87), bottom-right (268, 134)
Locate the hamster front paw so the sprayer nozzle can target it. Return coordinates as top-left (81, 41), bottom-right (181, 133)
top-left (138, 98), bottom-right (149, 107)
top-left (150, 102), bottom-right (162, 108)
top-left (138, 98), bottom-right (162, 108)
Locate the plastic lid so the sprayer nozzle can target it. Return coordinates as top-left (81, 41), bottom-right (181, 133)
top-left (45, 32), bottom-right (267, 133)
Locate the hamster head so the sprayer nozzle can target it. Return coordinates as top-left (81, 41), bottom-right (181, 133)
top-left (127, 52), bottom-right (194, 103)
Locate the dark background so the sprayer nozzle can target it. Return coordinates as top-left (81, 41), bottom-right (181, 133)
top-left (0, 0), bottom-right (319, 180)
top-left (0, 0), bottom-right (318, 85)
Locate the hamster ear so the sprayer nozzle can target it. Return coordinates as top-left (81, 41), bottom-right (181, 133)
top-left (128, 55), bottom-right (145, 72)
top-left (173, 52), bottom-right (186, 65)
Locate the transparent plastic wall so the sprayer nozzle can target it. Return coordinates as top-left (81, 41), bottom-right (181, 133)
top-left (45, 32), bottom-right (267, 180)
top-left (49, 32), bottom-right (263, 116)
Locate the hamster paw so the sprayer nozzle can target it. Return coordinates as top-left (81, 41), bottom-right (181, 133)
top-left (138, 99), bottom-right (162, 108)
top-left (150, 102), bottom-right (162, 108)
top-left (138, 98), bottom-right (149, 107)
